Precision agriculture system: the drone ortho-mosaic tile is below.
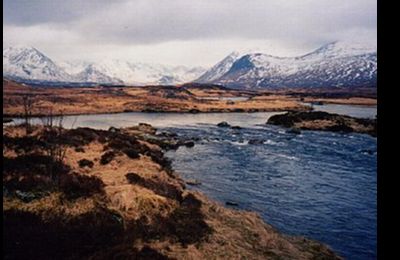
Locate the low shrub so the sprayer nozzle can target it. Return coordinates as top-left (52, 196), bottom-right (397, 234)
top-left (60, 172), bottom-right (105, 199)
top-left (100, 151), bottom-right (116, 165)
top-left (78, 159), bottom-right (94, 168)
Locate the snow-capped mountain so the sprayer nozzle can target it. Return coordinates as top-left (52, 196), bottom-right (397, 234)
top-left (3, 42), bottom-right (376, 88)
top-left (3, 46), bottom-right (72, 82)
top-left (3, 46), bottom-right (206, 85)
top-left (196, 52), bottom-right (240, 83)
top-left (74, 64), bottom-right (123, 84)
top-left (62, 60), bottom-right (206, 85)
top-left (196, 41), bottom-right (377, 89)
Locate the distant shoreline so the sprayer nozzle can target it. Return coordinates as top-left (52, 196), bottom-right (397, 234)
top-left (3, 100), bottom-right (377, 119)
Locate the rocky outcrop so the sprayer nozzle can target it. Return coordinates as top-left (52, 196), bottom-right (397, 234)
top-left (267, 111), bottom-right (376, 137)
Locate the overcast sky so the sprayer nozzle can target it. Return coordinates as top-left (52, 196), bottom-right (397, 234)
top-left (3, 0), bottom-right (377, 67)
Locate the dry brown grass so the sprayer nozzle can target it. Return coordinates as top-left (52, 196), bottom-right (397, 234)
top-left (3, 80), bottom-right (313, 116)
top-left (3, 79), bottom-right (376, 118)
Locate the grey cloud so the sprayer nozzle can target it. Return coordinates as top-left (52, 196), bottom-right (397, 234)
top-left (4, 0), bottom-right (126, 26)
top-left (5, 0), bottom-right (376, 45)
top-left (3, 0), bottom-right (376, 66)
top-left (74, 0), bottom-right (376, 44)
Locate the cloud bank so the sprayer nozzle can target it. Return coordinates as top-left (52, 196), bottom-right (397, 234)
top-left (4, 0), bottom-right (377, 66)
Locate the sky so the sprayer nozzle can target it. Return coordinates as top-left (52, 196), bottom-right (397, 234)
top-left (3, 0), bottom-right (377, 67)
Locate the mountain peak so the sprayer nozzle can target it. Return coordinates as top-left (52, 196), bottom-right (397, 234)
top-left (3, 45), bottom-right (72, 82)
top-left (302, 40), bottom-right (376, 59)
top-left (3, 45), bottom-right (43, 55)
top-left (227, 51), bottom-right (241, 58)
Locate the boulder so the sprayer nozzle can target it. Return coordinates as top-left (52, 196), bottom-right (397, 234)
top-left (248, 139), bottom-right (265, 145)
top-left (186, 179), bottom-right (202, 186)
top-left (217, 121), bottom-right (231, 127)
top-left (225, 201), bottom-right (239, 206)
top-left (183, 141), bottom-right (195, 148)
top-left (108, 127), bottom-right (120, 133)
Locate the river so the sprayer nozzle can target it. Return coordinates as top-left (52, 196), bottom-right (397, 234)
top-left (10, 104), bottom-right (377, 259)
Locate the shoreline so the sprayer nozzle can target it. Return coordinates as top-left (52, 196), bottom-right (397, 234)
top-left (3, 107), bottom-right (297, 119)
top-left (302, 99), bottom-right (377, 106)
top-left (3, 100), bottom-right (376, 119)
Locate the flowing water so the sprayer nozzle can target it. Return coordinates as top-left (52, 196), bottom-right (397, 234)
top-left (10, 104), bottom-right (377, 259)
top-left (165, 125), bottom-right (376, 260)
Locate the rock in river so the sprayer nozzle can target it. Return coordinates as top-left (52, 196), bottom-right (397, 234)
top-left (248, 139), bottom-right (265, 145)
top-left (217, 121), bottom-right (231, 127)
top-left (186, 179), bottom-right (202, 186)
top-left (225, 201), bottom-right (239, 206)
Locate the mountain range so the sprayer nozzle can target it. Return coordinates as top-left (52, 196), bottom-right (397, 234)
top-left (195, 41), bottom-right (377, 89)
top-left (3, 46), bottom-right (206, 85)
top-left (3, 41), bottom-right (376, 88)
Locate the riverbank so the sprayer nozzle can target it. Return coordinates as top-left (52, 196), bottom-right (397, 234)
top-left (301, 97), bottom-right (376, 106)
top-left (3, 123), bottom-right (341, 259)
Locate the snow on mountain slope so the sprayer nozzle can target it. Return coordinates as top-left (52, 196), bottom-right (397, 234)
top-left (74, 64), bottom-right (123, 84)
top-left (166, 65), bottom-right (206, 85)
top-left (4, 46), bottom-right (206, 85)
top-left (3, 46), bottom-right (72, 82)
top-left (85, 60), bottom-right (206, 85)
top-left (57, 60), bottom-right (92, 75)
top-left (299, 41), bottom-right (376, 60)
top-left (4, 42), bottom-right (375, 88)
top-left (196, 52), bottom-right (241, 83)
top-left (196, 41), bottom-right (377, 89)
